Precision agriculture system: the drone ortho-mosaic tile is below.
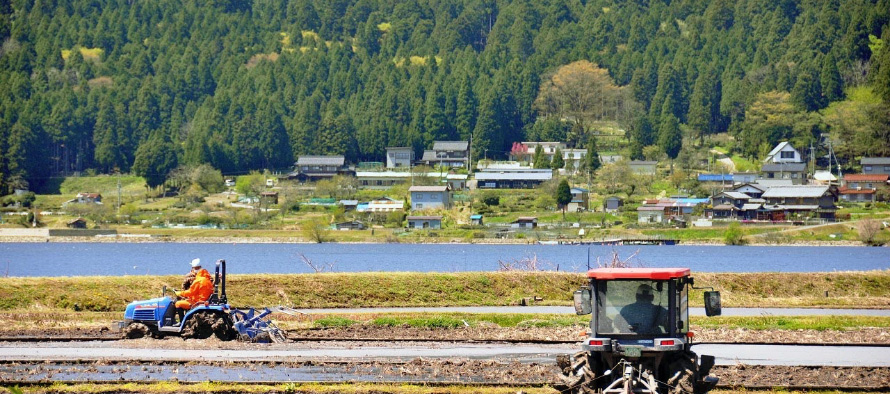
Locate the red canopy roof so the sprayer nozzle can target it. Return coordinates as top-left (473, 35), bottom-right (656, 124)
top-left (587, 268), bottom-right (691, 280)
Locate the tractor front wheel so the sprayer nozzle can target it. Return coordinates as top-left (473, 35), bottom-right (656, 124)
top-left (122, 322), bottom-right (152, 339)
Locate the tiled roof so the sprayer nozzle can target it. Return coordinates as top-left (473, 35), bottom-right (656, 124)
top-left (432, 141), bottom-right (469, 151)
top-left (861, 157), bottom-right (890, 165)
top-left (409, 186), bottom-right (449, 192)
top-left (297, 155), bottom-right (345, 166)
top-left (407, 215), bottom-right (442, 220)
top-left (720, 192), bottom-right (751, 199)
top-left (844, 174), bottom-right (889, 182)
top-left (839, 187), bottom-right (876, 194)
top-left (761, 163), bottom-right (806, 172)
top-left (761, 185), bottom-right (830, 198)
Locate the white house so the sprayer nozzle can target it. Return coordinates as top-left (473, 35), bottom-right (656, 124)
top-left (763, 141), bottom-right (803, 164)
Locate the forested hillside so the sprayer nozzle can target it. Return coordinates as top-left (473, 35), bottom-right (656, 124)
top-left (1, 0), bottom-right (889, 193)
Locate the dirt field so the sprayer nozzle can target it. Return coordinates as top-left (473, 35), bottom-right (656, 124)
top-left (4, 325), bottom-right (889, 344)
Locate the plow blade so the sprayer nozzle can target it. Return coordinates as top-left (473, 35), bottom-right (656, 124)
top-left (231, 306), bottom-right (305, 343)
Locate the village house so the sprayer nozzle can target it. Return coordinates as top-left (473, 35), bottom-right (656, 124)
top-left (763, 141), bottom-right (803, 164)
top-left (629, 160), bottom-right (657, 175)
top-left (66, 218), bottom-right (88, 229)
top-left (259, 191), bottom-right (278, 205)
top-left (760, 185), bottom-right (837, 220)
top-left (731, 183), bottom-right (767, 199)
top-left (406, 215), bottom-right (442, 229)
top-left (697, 174), bottom-right (734, 187)
top-left (338, 200), bottom-right (358, 212)
top-left (291, 155), bottom-right (353, 181)
top-left (75, 192), bottom-right (102, 204)
top-left (366, 197), bottom-right (404, 212)
top-left (355, 171), bottom-right (467, 191)
top-left (385, 147), bottom-right (414, 169)
top-left (511, 217), bottom-right (538, 228)
top-left (475, 168), bottom-right (553, 189)
top-left (840, 174), bottom-right (889, 202)
top-left (409, 185), bottom-right (451, 210)
top-left (470, 214), bottom-right (484, 225)
top-left (732, 172), bottom-right (758, 184)
top-left (567, 188), bottom-right (589, 212)
top-left (861, 157), bottom-right (890, 175)
top-left (636, 198), bottom-right (709, 224)
top-left (760, 162), bottom-right (807, 185)
top-left (604, 196), bottom-right (624, 212)
top-left (334, 220), bottom-right (365, 231)
top-left (418, 141), bottom-right (469, 169)
top-left (709, 191), bottom-right (759, 220)
top-left (510, 142), bottom-right (565, 163)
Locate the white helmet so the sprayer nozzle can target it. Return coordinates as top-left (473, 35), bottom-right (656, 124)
top-left (190, 258), bottom-right (201, 268)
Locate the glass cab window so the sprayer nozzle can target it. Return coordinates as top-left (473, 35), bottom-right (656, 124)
top-left (596, 280), bottom-right (670, 335)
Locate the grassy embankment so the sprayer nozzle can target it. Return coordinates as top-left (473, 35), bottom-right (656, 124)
top-left (1, 271), bottom-right (888, 332)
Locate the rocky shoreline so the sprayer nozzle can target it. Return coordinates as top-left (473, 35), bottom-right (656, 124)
top-left (0, 234), bottom-right (869, 246)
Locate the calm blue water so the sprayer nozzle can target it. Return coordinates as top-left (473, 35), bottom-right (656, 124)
top-left (0, 243), bottom-right (887, 277)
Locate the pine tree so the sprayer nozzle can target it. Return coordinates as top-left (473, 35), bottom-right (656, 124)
top-left (657, 114), bottom-right (682, 171)
top-left (555, 178), bottom-right (572, 220)
top-left (791, 70), bottom-right (825, 111)
top-left (584, 137), bottom-right (602, 174)
top-left (820, 53), bottom-right (844, 103)
top-left (532, 145), bottom-right (548, 169)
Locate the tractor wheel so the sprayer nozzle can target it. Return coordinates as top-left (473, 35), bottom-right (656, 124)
top-left (554, 351), bottom-right (599, 394)
top-left (666, 351), bottom-right (698, 394)
top-left (181, 311), bottom-right (217, 339)
top-left (122, 322), bottom-right (152, 339)
top-left (211, 314), bottom-right (237, 341)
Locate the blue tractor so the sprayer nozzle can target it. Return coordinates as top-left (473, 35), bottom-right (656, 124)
top-left (120, 259), bottom-right (299, 342)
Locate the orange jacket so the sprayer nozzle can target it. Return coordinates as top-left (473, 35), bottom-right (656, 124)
top-left (178, 268), bottom-right (214, 306)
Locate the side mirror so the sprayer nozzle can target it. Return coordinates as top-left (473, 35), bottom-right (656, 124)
top-left (573, 287), bottom-right (592, 315)
top-left (704, 291), bottom-right (722, 316)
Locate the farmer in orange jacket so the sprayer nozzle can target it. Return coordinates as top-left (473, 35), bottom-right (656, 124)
top-left (173, 259), bottom-right (214, 323)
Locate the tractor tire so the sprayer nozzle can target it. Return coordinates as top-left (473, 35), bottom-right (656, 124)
top-left (123, 322), bottom-right (152, 339)
top-left (181, 311), bottom-right (217, 340)
top-left (666, 351), bottom-right (698, 394)
top-left (211, 314), bottom-right (237, 341)
top-left (554, 351), bottom-right (599, 394)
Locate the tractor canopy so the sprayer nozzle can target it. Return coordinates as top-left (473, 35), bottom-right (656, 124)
top-left (584, 268), bottom-right (692, 338)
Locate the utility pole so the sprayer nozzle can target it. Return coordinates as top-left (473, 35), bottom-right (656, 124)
top-left (117, 171), bottom-right (122, 216)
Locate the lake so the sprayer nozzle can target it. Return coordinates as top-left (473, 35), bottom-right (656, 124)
top-left (0, 243), bottom-right (887, 277)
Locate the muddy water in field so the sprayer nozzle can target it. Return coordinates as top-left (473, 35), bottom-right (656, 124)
top-left (2, 341), bottom-right (889, 367)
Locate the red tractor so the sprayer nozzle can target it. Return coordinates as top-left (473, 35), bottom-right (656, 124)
top-left (557, 268), bottom-right (722, 394)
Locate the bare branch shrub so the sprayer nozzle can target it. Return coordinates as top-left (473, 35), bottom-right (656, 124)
top-left (857, 219), bottom-right (884, 246)
top-left (595, 248), bottom-right (642, 268)
top-left (298, 253), bottom-right (335, 273)
top-left (498, 253), bottom-right (557, 271)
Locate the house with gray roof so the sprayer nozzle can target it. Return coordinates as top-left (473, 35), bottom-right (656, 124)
top-left (418, 141), bottom-right (469, 169)
top-left (385, 147), bottom-right (414, 169)
top-left (291, 155), bottom-right (353, 181)
top-left (409, 185), bottom-right (451, 210)
top-left (760, 162), bottom-right (807, 184)
top-left (474, 168), bottom-right (553, 189)
top-left (760, 185), bottom-right (836, 220)
top-left (861, 157), bottom-right (890, 175)
top-left (629, 160), bottom-right (657, 175)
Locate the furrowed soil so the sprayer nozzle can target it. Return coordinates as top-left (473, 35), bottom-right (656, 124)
top-left (3, 325), bottom-right (889, 344)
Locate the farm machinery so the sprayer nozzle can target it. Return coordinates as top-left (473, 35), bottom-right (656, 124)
top-left (119, 259), bottom-right (301, 342)
top-left (556, 268), bottom-right (722, 394)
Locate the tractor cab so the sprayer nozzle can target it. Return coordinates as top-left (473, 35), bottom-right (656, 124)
top-left (560, 268), bottom-right (721, 394)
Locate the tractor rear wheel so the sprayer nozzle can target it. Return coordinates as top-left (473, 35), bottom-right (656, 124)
top-left (122, 322), bottom-right (151, 339)
top-left (666, 351), bottom-right (698, 394)
top-left (182, 311), bottom-right (236, 340)
top-left (554, 351), bottom-right (599, 394)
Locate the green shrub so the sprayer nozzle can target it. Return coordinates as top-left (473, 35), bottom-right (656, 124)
top-left (723, 222), bottom-right (747, 245)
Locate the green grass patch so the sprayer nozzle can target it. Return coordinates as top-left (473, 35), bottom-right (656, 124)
top-left (314, 316), bottom-right (358, 328)
top-left (729, 154), bottom-right (760, 172)
top-left (692, 315), bottom-right (890, 331)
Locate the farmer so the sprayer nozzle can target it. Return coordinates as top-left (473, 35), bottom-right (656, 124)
top-left (617, 284), bottom-right (668, 334)
top-left (181, 258), bottom-right (201, 290)
top-left (173, 259), bottom-right (213, 324)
